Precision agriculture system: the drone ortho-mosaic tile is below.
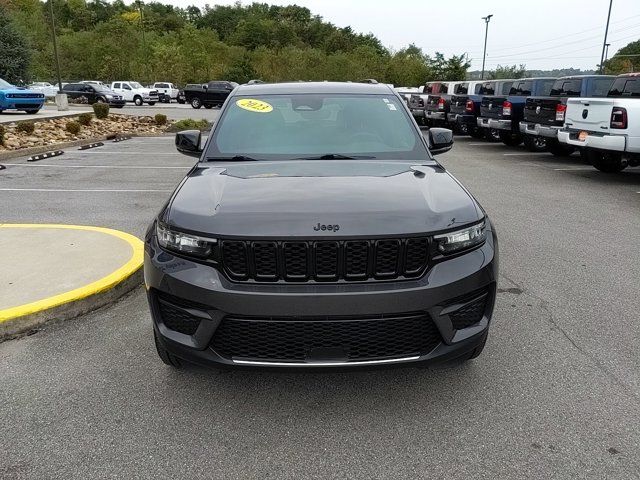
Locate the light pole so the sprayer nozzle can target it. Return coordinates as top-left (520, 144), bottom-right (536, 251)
top-left (481, 14), bottom-right (493, 80)
top-left (604, 43), bottom-right (611, 63)
top-left (48, 0), bottom-right (67, 110)
top-left (599, 0), bottom-right (613, 74)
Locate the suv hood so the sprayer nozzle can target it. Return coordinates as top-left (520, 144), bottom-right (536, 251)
top-left (164, 161), bottom-right (482, 237)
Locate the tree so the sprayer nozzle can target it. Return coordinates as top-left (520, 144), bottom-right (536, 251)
top-left (489, 64), bottom-right (527, 79)
top-left (604, 39), bottom-right (640, 74)
top-left (0, 5), bottom-right (31, 83)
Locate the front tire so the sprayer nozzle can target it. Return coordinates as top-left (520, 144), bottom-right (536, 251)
top-left (523, 135), bottom-right (547, 152)
top-left (204, 104), bottom-right (213, 109)
top-left (154, 330), bottom-right (182, 369)
top-left (191, 97), bottom-right (202, 109)
top-left (469, 126), bottom-right (485, 139)
top-left (499, 131), bottom-right (523, 147)
top-left (586, 149), bottom-right (627, 173)
top-left (484, 128), bottom-right (501, 142)
top-left (24, 109), bottom-right (40, 114)
top-left (134, 96), bottom-right (143, 106)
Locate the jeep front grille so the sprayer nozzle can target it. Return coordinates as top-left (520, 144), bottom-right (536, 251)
top-left (220, 237), bottom-right (430, 283)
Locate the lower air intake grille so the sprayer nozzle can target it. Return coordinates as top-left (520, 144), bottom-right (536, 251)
top-left (156, 292), bottom-right (208, 335)
top-left (449, 293), bottom-right (488, 330)
top-left (211, 313), bottom-right (441, 362)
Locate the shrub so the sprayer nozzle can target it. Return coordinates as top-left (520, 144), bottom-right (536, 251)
top-left (78, 113), bottom-right (92, 126)
top-left (16, 121), bottom-right (35, 134)
top-left (0, 124), bottom-right (5, 145)
top-left (169, 118), bottom-right (211, 132)
top-left (66, 121), bottom-right (81, 135)
top-left (93, 102), bottom-right (109, 119)
top-left (154, 113), bottom-right (167, 125)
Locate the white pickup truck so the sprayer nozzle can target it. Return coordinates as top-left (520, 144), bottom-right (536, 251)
top-left (558, 73), bottom-right (639, 172)
top-left (110, 81), bottom-right (159, 106)
top-left (152, 82), bottom-right (179, 103)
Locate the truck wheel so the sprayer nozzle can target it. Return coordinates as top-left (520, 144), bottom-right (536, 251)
top-left (457, 123), bottom-right (469, 135)
top-left (191, 97), bottom-right (202, 109)
top-left (548, 141), bottom-right (575, 157)
top-left (154, 330), bottom-right (182, 369)
top-left (204, 104), bottom-right (213, 109)
top-left (24, 109), bottom-right (40, 114)
top-left (523, 135), bottom-right (547, 152)
top-left (469, 126), bottom-right (484, 139)
top-left (134, 96), bottom-right (143, 106)
top-left (96, 97), bottom-right (106, 103)
top-left (499, 131), bottom-right (523, 147)
top-left (586, 149), bottom-right (627, 173)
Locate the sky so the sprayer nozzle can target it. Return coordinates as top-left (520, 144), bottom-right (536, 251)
top-left (150, 0), bottom-right (639, 71)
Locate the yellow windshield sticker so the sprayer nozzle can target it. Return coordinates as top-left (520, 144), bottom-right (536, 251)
top-left (236, 98), bottom-right (273, 113)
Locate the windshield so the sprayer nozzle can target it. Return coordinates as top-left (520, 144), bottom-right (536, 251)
top-left (207, 94), bottom-right (427, 161)
top-left (130, 82), bottom-right (143, 89)
top-left (0, 78), bottom-right (14, 89)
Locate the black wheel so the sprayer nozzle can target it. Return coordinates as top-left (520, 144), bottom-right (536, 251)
top-left (484, 128), bottom-right (501, 142)
top-left (548, 141), bottom-right (575, 157)
top-left (456, 123), bottom-right (469, 135)
top-left (177, 98), bottom-right (185, 104)
top-left (499, 131), bottom-right (523, 147)
top-left (153, 330), bottom-right (182, 368)
top-left (24, 109), bottom-right (40, 114)
top-left (469, 126), bottom-right (485, 139)
top-left (204, 104), bottom-right (213, 109)
top-left (586, 149), bottom-right (627, 173)
top-left (134, 96), bottom-right (143, 106)
top-left (191, 97), bottom-right (202, 109)
top-left (523, 135), bottom-right (547, 152)
top-left (147, 102), bottom-right (156, 106)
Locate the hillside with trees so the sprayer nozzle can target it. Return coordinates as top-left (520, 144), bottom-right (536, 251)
top-left (0, 0), bottom-right (470, 85)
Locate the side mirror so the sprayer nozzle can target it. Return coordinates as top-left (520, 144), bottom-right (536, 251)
top-left (175, 130), bottom-right (202, 158)
top-left (427, 127), bottom-right (453, 155)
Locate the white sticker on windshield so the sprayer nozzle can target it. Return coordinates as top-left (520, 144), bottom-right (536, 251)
top-left (387, 103), bottom-right (397, 111)
top-left (382, 98), bottom-right (390, 103)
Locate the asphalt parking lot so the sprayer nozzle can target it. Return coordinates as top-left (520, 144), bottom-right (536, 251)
top-left (42, 103), bottom-right (223, 122)
top-left (1, 136), bottom-right (640, 479)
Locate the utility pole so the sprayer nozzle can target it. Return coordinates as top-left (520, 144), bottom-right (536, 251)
top-left (481, 14), bottom-right (493, 80)
top-left (599, 0), bottom-right (613, 74)
top-left (604, 43), bottom-right (611, 63)
top-left (138, 1), bottom-right (148, 80)
top-left (48, 0), bottom-right (63, 93)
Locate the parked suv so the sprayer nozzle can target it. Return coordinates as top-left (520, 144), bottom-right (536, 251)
top-left (520, 75), bottom-right (614, 156)
top-left (0, 78), bottom-right (45, 114)
top-left (110, 81), bottom-right (159, 106)
top-left (184, 80), bottom-right (238, 109)
top-left (145, 82), bottom-right (498, 370)
top-left (478, 78), bottom-right (556, 148)
top-left (558, 73), bottom-right (640, 172)
top-left (153, 82), bottom-right (179, 103)
top-left (62, 83), bottom-right (126, 107)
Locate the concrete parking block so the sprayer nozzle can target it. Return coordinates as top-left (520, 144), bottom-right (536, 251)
top-left (0, 224), bottom-right (144, 338)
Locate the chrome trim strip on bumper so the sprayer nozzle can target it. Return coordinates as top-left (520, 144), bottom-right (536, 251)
top-left (232, 355), bottom-right (421, 367)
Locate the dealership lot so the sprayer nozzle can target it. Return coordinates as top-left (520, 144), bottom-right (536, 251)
top-left (1, 136), bottom-right (639, 478)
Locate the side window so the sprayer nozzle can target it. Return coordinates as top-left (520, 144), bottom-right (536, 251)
top-left (537, 80), bottom-right (554, 96)
top-left (479, 83), bottom-right (495, 95)
top-left (113, 83), bottom-right (121, 89)
top-left (500, 82), bottom-right (513, 95)
top-left (590, 78), bottom-right (614, 97)
top-left (425, 84), bottom-right (434, 94)
top-left (509, 81), bottom-right (532, 95)
top-left (455, 83), bottom-right (468, 94)
top-left (620, 79), bottom-right (640, 97)
top-left (123, 83), bottom-right (131, 90)
top-left (473, 83), bottom-right (482, 94)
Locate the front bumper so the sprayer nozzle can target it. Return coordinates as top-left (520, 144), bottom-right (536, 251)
top-left (0, 99), bottom-right (45, 110)
top-left (144, 222), bottom-right (499, 370)
top-left (519, 122), bottom-right (561, 138)
top-left (477, 117), bottom-right (511, 131)
top-left (411, 108), bottom-right (425, 119)
top-left (426, 110), bottom-right (446, 121)
top-left (558, 129), bottom-right (627, 152)
top-left (108, 99), bottom-right (126, 107)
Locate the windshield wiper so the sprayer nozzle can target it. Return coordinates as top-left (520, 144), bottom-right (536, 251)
top-left (295, 154), bottom-right (376, 160)
top-left (205, 155), bottom-right (259, 162)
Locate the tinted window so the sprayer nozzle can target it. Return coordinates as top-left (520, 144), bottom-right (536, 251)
top-left (454, 83), bottom-right (469, 94)
top-left (424, 84), bottom-right (435, 94)
top-left (157, 83), bottom-right (168, 88)
top-left (473, 83), bottom-right (482, 94)
top-left (589, 77), bottom-right (614, 96)
top-left (479, 82), bottom-right (495, 95)
top-left (210, 94), bottom-right (426, 160)
top-left (550, 79), bottom-right (582, 96)
top-left (499, 82), bottom-right (513, 95)
top-left (608, 78), bottom-right (640, 97)
top-left (509, 81), bottom-right (533, 96)
top-left (63, 84), bottom-right (80, 91)
top-left (113, 83), bottom-right (121, 89)
top-left (536, 79), bottom-right (555, 96)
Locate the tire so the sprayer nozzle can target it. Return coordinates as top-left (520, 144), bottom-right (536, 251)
top-left (153, 330), bottom-right (182, 368)
top-left (204, 104), bottom-right (213, 109)
top-left (586, 149), bottom-right (627, 173)
top-left (133, 96), bottom-right (143, 106)
top-left (177, 98), bottom-right (185, 104)
top-left (191, 97), bottom-right (202, 109)
top-left (147, 102), bottom-right (156, 106)
top-left (96, 97), bottom-right (106, 104)
top-left (499, 131), bottom-right (523, 147)
top-left (24, 109), bottom-right (40, 114)
top-left (469, 126), bottom-right (485, 139)
top-left (523, 135), bottom-right (547, 152)
top-left (548, 141), bottom-right (575, 157)
top-left (456, 122), bottom-right (469, 135)
top-left (484, 128), bottom-right (501, 142)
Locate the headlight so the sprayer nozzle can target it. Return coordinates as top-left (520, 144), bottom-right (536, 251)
top-left (156, 223), bottom-right (217, 258)
top-left (434, 221), bottom-right (486, 254)
top-left (105, 94), bottom-right (113, 99)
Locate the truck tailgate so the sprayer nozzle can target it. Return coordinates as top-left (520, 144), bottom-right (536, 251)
top-left (565, 98), bottom-right (613, 132)
top-left (450, 95), bottom-right (468, 115)
top-left (480, 96), bottom-right (506, 118)
top-left (523, 97), bottom-right (561, 125)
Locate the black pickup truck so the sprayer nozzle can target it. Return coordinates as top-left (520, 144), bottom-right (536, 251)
top-left (448, 81), bottom-right (490, 137)
top-left (425, 82), bottom-right (463, 127)
top-left (408, 82), bottom-right (448, 125)
top-left (472, 80), bottom-right (515, 141)
top-left (478, 78), bottom-right (556, 148)
top-left (519, 75), bottom-right (615, 155)
top-left (184, 80), bottom-right (239, 109)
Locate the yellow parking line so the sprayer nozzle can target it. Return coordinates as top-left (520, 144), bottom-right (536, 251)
top-left (0, 224), bottom-right (143, 323)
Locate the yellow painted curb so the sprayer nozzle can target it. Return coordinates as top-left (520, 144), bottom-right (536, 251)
top-left (0, 224), bottom-right (144, 323)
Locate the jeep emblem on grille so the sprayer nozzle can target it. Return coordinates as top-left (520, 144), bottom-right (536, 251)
top-left (314, 223), bottom-right (340, 232)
